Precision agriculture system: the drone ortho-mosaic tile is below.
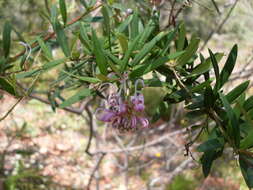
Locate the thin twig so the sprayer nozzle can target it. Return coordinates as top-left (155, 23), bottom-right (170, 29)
top-left (0, 97), bottom-right (23, 122)
top-left (86, 153), bottom-right (106, 190)
top-left (200, 0), bottom-right (239, 50)
top-left (83, 100), bottom-right (95, 156)
top-left (94, 128), bottom-right (186, 154)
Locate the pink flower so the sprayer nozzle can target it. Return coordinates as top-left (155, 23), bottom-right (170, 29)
top-left (137, 117), bottom-right (149, 128)
top-left (95, 78), bottom-right (149, 132)
top-left (130, 93), bottom-right (145, 112)
top-left (96, 108), bottom-right (116, 122)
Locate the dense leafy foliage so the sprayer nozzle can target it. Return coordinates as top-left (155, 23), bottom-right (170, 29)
top-left (1, 0), bottom-right (253, 188)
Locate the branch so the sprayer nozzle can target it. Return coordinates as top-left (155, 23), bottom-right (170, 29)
top-left (200, 0), bottom-right (239, 50)
top-left (86, 153), bottom-right (106, 190)
top-left (83, 100), bottom-right (95, 156)
top-left (94, 127), bottom-right (186, 154)
top-left (28, 93), bottom-right (84, 115)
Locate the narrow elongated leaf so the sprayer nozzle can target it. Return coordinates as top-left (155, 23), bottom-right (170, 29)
top-left (50, 5), bottom-right (58, 25)
top-left (42, 58), bottom-right (66, 70)
top-left (53, 20), bottom-right (70, 57)
top-left (59, 88), bottom-right (93, 108)
top-left (37, 37), bottom-right (53, 60)
top-left (102, 5), bottom-right (110, 35)
top-left (143, 87), bottom-right (166, 116)
top-left (59, 0), bottom-right (67, 25)
top-left (117, 15), bottom-right (133, 33)
top-left (239, 154), bottom-right (253, 188)
top-left (16, 69), bottom-right (41, 79)
top-left (91, 29), bottom-right (108, 75)
top-left (204, 85), bottom-right (214, 109)
top-left (130, 51), bottom-right (184, 78)
top-left (201, 149), bottom-right (223, 177)
top-left (218, 44), bottom-right (238, 89)
top-left (16, 58), bottom-right (66, 79)
top-left (209, 49), bottom-right (220, 88)
top-left (121, 34), bottom-right (141, 72)
top-left (63, 70), bottom-right (101, 83)
top-left (131, 31), bottom-right (167, 66)
top-left (243, 96), bottom-right (253, 112)
top-left (240, 128), bottom-right (253, 149)
top-left (104, 50), bottom-right (122, 65)
top-left (176, 36), bottom-right (200, 67)
top-left (177, 22), bottom-right (186, 51)
top-left (137, 20), bottom-right (155, 48)
top-left (0, 78), bottom-right (16, 95)
top-left (225, 81), bottom-right (250, 104)
top-left (191, 80), bottom-right (213, 93)
top-left (190, 53), bottom-right (223, 77)
top-left (219, 93), bottom-right (240, 148)
top-left (130, 12), bottom-right (139, 39)
top-left (116, 33), bottom-right (128, 52)
top-left (160, 26), bottom-right (179, 56)
top-left (79, 23), bottom-right (92, 52)
top-left (3, 21), bottom-right (12, 58)
top-left (197, 138), bottom-right (224, 152)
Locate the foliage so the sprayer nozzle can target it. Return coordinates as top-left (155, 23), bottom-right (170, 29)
top-left (0, 0), bottom-right (253, 188)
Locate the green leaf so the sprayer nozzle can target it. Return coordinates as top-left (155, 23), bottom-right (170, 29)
top-left (3, 21), bottom-right (12, 58)
top-left (240, 128), bottom-right (253, 149)
top-left (190, 79), bottom-right (213, 93)
top-left (117, 15), bottom-right (133, 33)
top-left (217, 44), bottom-right (238, 89)
top-left (53, 20), bottom-right (70, 57)
top-left (176, 36), bottom-right (200, 67)
top-left (204, 85), bottom-right (214, 109)
top-left (62, 70), bottom-right (101, 83)
top-left (208, 49), bottom-right (220, 89)
top-left (50, 5), bottom-right (58, 25)
top-left (121, 33), bottom-right (141, 72)
top-left (130, 31), bottom-right (167, 66)
top-left (116, 33), bottom-right (128, 53)
top-left (42, 58), bottom-right (66, 70)
top-left (0, 78), bottom-right (16, 96)
top-left (197, 138), bottom-right (224, 152)
top-left (129, 51), bottom-right (184, 79)
top-left (59, 88), bottom-right (93, 108)
top-left (239, 154), bottom-right (253, 188)
top-left (189, 53), bottom-right (223, 77)
top-left (101, 5), bottom-right (110, 35)
top-left (177, 22), bottom-right (186, 51)
top-left (79, 23), bottom-right (92, 52)
top-left (143, 87), bottom-right (166, 116)
top-left (37, 37), bottom-right (53, 60)
top-left (201, 149), bottom-right (223, 177)
top-left (91, 29), bottom-right (108, 75)
top-left (130, 11), bottom-right (139, 39)
top-left (16, 69), bottom-right (41, 79)
top-left (59, 0), bottom-right (67, 25)
top-left (159, 28), bottom-right (178, 56)
top-left (225, 81), bottom-right (250, 104)
top-left (219, 93), bottom-right (240, 148)
top-left (137, 20), bottom-right (155, 49)
top-left (16, 58), bottom-right (66, 79)
top-left (243, 96), bottom-right (253, 112)
top-left (104, 50), bottom-right (122, 65)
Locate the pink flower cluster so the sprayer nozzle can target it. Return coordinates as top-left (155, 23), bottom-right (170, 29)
top-left (95, 80), bottom-right (149, 132)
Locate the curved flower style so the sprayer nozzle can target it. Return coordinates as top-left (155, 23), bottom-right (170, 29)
top-left (95, 79), bottom-right (149, 132)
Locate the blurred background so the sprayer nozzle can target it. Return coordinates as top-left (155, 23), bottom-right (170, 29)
top-left (0, 0), bottom-right (253, 189)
